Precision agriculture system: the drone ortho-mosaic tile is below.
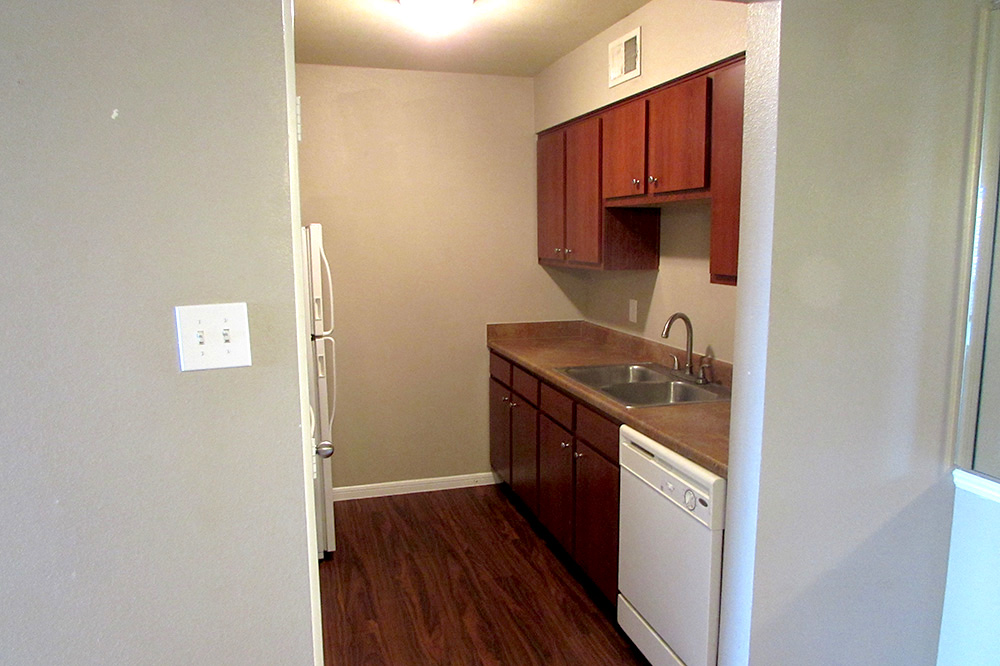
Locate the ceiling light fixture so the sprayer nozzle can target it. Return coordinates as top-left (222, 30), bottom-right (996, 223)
top-left (397, 0), bottom-right (476, 38)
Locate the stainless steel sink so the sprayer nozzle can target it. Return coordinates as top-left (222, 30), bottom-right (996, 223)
top-left (559, 362), bottom-right (730, 408)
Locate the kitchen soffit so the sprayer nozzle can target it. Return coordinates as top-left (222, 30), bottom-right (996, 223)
top-left (295, 0), bottom-right (654, 77)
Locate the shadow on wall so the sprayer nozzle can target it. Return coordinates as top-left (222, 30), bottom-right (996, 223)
top-left (754, 478), bottom-right (954, 665)
top-left (542, 199), bottom-right (716, 334)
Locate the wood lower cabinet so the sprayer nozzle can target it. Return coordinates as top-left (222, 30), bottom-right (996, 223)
top-left (510, 397), bottom-right (539, 513)
top-left (537, 415), bottom-right (575, 553)
top-left (573, 439), bottom-right (620, 605)
top-left (489, 378), bottom-right (512, 484)
top-left (489, 351), bottom-right (622, 606)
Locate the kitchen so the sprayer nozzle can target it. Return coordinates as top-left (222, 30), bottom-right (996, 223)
top-left (2, 1), bottom-right (997, 665)
top-left (297, 0), bottom-right (991, 664)
top-left (297, 2), bottom-right (743, 661)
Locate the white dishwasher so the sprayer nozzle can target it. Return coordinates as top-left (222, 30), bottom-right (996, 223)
top-left (617, 425), bottom-right (726, 666)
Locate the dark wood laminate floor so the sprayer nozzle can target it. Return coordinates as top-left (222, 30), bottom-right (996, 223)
top-left (319, 484), bottom-right (647, 666)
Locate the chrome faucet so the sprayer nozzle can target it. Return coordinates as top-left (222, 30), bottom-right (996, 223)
top-left (661, 312), bottom-right (694, 377)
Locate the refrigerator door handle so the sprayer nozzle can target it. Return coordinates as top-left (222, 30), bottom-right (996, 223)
top-left (318, 242), bottom-right (335, 336)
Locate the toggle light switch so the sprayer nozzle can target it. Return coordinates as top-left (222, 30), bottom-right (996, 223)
top-left (174, 303), bottom-right (252, 371)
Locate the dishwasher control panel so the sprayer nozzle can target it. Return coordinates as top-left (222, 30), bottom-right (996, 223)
top-left (619, 425), bottom-right (725, 530)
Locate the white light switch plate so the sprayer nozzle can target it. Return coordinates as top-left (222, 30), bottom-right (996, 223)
top-left (174, 302), bottom-right (252, 371)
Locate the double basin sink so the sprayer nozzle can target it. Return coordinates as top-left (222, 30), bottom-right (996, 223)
top-left (559, 362), bottom-right (730, 408)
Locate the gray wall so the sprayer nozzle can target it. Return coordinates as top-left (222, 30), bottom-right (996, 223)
top-left (721, 1), bottom-right (980, 663)
top-left (0, 2), bottom-right (317, 664)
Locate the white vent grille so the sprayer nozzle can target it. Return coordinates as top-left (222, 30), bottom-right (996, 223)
top-left (609, 27), bottom-right (641, 88)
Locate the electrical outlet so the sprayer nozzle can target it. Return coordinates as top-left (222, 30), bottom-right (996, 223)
top-left (628, 299), bottom-right (638, 323)
top-left (174, 302), bottom-right (252, 371)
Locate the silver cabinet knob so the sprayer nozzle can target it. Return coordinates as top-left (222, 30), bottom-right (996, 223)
top-left (565, 248), bottom-right (573, 255)
top-left (501, 395), bottom-right (509, 403)
top-left (574, 451), bottom-right (584, 459)
top-left (509, 401), bottom-right (518, 409)
top-left (316, 442), bottom-right (334, 458)
top-left (554, 248), bottom-right (562, 254)
top-left (648, 175), bottom-right (659, 186)
top-left (631, 178), bottom-right (640, 187)
top-left (560, 441), bottom-right (571, 449)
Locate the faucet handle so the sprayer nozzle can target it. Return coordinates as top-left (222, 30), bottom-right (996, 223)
top-left (698, 358), bottom-right (714, 385)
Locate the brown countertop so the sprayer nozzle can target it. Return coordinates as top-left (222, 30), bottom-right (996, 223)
top-left (487, 321), bottom-right (731, 478)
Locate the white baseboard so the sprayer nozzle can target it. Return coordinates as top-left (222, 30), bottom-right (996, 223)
top-left (953, 468), bottom-right (1000, 503)
top-left (332, 472), bottom-right (500, 502)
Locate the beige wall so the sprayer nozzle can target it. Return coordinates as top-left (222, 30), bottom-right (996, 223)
top-left (721, 1), bottom-right (979, 662)
top-left (534, 0), bottom-right (747, 363)
top-left (0, 2), bottom-right (318, 663)
top-left (534, 0), bottom-right (748, 132)
top-left (296, 65), bottom-right (585, 488)
top-left (566, 202), bottom-right (739, 362)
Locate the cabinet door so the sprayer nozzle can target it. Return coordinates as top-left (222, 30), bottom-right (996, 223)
top-left (489, 378), bottom-right (512, 484)
top-left (709, 60), bottom-right (745, 284)
top-left (537, 130), bottom-right (566, 263)
top-left (601, 99), bottom-right (646, 199)
top-left (574, 441), bottom-right (620, 604)
top-left (564, 117), bottom-right (602, 266)
top-left (647, 76), bottom-right (711, 194)
top-left (510, 397), bottom-right (539, 513)
top-left (538, 415), bottom-right (574, 553)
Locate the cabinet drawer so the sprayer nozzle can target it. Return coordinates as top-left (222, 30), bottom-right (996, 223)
top-left (512, 366), bottom-right (539, 406)
top-left (490, 352), bottom-right (512, 386)
top-left (576, 404), bottom-right (619, 463)
top-left (540, 383), bottom-right (573, 430)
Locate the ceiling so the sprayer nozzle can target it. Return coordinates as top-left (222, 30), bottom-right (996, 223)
top-left (294, 0), bottom-right (654, 77)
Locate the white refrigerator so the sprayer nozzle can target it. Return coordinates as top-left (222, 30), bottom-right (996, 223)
top-left (302, 223), bottom-right (337, 556)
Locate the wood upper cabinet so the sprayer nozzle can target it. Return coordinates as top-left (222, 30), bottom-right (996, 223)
top-left (603, 75), bottom-right (711, 201)
top-left (538, 117), bottom-right (659, 271)
top-left (535, 54), bottom-right (745, 281)
top-left (489, 378), bottom-right (512, 485)
top-left (647, 76), bottom-right (711, 194)
top-left (708, 59), bottom-right (745, 285)
top-left (537, 415), bottom-right (574, 553)
top-left (601, 99), bottom-right (647, 199)
top-left (537, 117), bottom-right (603, 267)
top-left (574, 439), bottom-right (620, 605)
top-left (564, 117), bottom-right (602, 266)
top-left (536, 130), bottom-right (565, 263)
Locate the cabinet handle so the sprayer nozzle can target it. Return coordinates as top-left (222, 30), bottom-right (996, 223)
top-left (631, 178), bottom-right (640, 187)
top-left (501, 396), bottom-right (509, 403)
top-left (565, 248), bottom-right (573, 255)
top-left (560, 441), bottom-right (571, 449)
top-left (554, 248), bottom-right (562, 254)
top-left (574, 451), bottom-right (584, 459)
top-left (648, 175), bottom-right (659, 186)
top-left (509, 401), bottom-right (518, 409)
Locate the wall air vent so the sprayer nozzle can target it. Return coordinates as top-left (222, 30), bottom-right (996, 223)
top-left (609, 27), bottom-right (641, 88)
